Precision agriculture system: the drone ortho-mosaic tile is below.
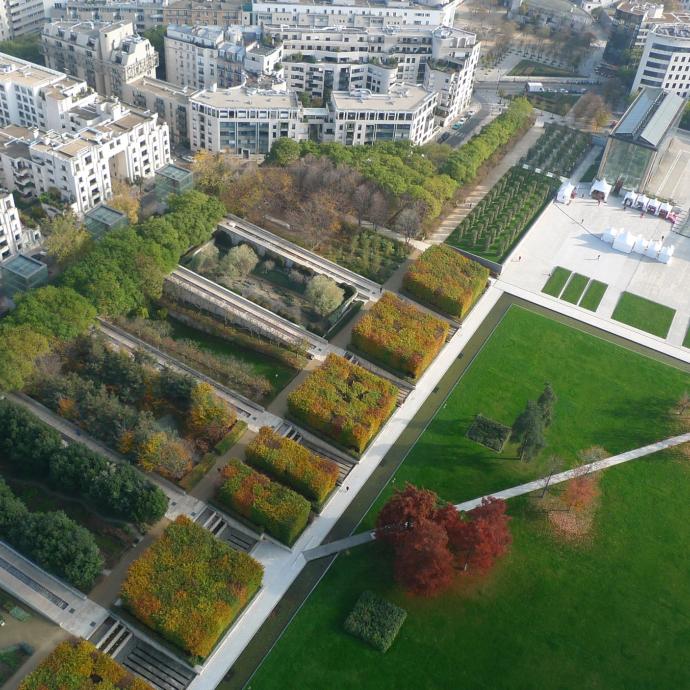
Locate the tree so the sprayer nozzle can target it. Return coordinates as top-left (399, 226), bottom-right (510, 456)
top-left (563, 473), bottom-right (600, 512)
top-left (537, 382), bottom-right (556, 427)
top-left (304, 275), bottom-right (344, 316)
top-left (109, 180), bottom-right (141, 224)
top-left (266, 137), bottom-right (301, 166)
top-left (137, 431), bottom-right (193, 479)
top-left (143, 25), bottom-right (166, 78)
top-left (512, 399), bottom-right (546, 461)
top-left (43, 212), bottom-right (92, 267)
top-left (186, 382), bottom-right (237, 448)
top-left (219, 244), bottom-right (259, 278)
top-left (375, 483), bottom-right (438, 545)
top-left (0, 324), bottom-right (50, 391)
top-left (676, 390), bottom-right (690, 416)
top-left (394, 208), bottom-right (421, 244)
top-left (352, 184), bottom-right (373, 225)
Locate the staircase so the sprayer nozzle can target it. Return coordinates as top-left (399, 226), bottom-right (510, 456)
top-left (194, 506), bottom-right (259, 552)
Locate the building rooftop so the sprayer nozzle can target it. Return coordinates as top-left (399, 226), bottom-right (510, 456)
top-left (156, 163), bottom-right (192, 181)
top-left (85, 204), bottom-right (128, 226)
top-left (330, 83), bottom-right (434, 111)
top-left (653, 23), bottom-right (690, 38)
top-left (523, 0), bottom-right (592, 20)
top-left (191, 85), bottom-right (298, 109)
top-left (613, 87), bottom-right (685, 149)
top-left (129, 76), bottom-right (195, 104)
top-left (1, 253), bottom-right (46, 278)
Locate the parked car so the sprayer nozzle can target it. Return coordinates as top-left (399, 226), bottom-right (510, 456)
top-left (439, 132), bottom-right (450, 142)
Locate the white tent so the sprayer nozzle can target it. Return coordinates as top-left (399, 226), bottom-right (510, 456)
top-left (613, 230), bottom-right (636, 254)
top-left (635, 194), bottom-right (650, 210)
top-left (602, 227), bottom-right (619, 244)
top-left (658, 245), bottom-right (674, 264)
top-left (590, 179), bottom-right (612, 201)
top-left (646, 240), bottom-right (661, 258)
top-left (557, 181), bottom-right (575, 204)
top-left (632, 236), bottom-right (648, 255)
top-left (623, 191), bottom-right (638, 207)
top-left (646, 198), bottom-right (660, 215)
top-left (659, 202), bottom-right (673, 218)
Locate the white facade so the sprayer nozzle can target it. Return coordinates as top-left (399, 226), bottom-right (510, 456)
top-left (51, 0), bottom-right (168, 32)
top-left (0, 0), bottom-right (47, 39)
top-left (0, 190), bottom-right (37, 261)
top-left (0, 53), bottom-right (170, 215)
top-left (632, 23), bottom-right (690, 97)
top-left (42, 20), bottom-right (159, 99)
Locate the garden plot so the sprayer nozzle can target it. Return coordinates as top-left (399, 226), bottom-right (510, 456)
top-left (541, 269), bottom-right (608, 311)
top-left (523, 124), bottom-right (592, 178)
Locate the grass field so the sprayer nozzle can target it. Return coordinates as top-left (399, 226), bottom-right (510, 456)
top-left (611, 292), bottom-right (676, 339)
top-left (508, 60), bottom-right (580, 78)
top-left (560, 273), bottom-right (589, 304)
top-left (579, 280), bottom-right (608, 311)
top-left (684, 323), bottom-right (690, 348)
top-left (542, 267), bottom-right (571, 297)
top-left (525, 92), bottom-right (579, 115)
top-left (249, 307), bottom-right (690, 690)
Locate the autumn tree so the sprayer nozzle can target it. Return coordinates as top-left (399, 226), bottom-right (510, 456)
top-left (109, 180), bottom-right (141, 224)
top-left (460, 498), bottom-right (512, 572)
top-left (186, 382), bottom-right (237, 449)
top-left (43, 212), bottom-right (92, 267)
top-left (375, 483), bottom-right (438, 545)
top-left (394, 207), bottom-right (422, 244)
top-left (675, 391), bottom-right (690, 416)
top-left (563, 472), bottom-right (600, 512)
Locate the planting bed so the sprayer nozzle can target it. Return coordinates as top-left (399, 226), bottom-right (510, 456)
top-left (541, 267), bottom-right (571, 297)
top-left (611, 292), bottom-right (676, 339)
top-left (523, 124), bottom-right (592, 178)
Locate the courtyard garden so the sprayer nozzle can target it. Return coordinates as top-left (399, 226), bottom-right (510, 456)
top-left (508, 59), bottom-right (581, 78)
top-left (446, 167), bottom-right (559, 262)
top-left (247, 306), bottom-right (690, 690)
top-left (524, 91), bottom-right (579, 116)
top-left (611, 292), bottom-right (676, 339)
top-left (523, 124), bottom-right (592, 177)
top-left (403, 245), bottom-right (488, 319)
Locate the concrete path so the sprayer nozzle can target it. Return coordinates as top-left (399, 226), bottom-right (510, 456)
top-left (303, 530), bottom-right (376, 561)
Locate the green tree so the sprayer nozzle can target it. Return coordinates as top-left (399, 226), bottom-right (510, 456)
top-left (143, 25), bottom-right (166, 78)
top-left (537, 382), bottom-right (557, 427)
top-left (512, 399), bottom-right (545, 462)
top-left (304, 275), bottom-right (345, 316)
top-left (219, 244), bottom-right (259, 278)
top-left (43, 212), bottom-right (92, 267)
top-left (266, 137), bottom-right (301, 166)
top-left (0, 324), bottom-right (50, 391)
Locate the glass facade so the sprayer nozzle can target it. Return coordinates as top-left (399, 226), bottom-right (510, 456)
top-left (600, 139), bottom-right (654, 190)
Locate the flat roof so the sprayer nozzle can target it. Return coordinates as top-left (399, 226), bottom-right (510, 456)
top-left (156, 163), bottom-right (193, 181)
top-left (191, 86), bottom-right (298, 108)
top-left (85, 204), bottom-right (127, 225)
top-left (331, 84), bottom-right (433, 111)
top-left (2, 253), bottom-right (46, 277)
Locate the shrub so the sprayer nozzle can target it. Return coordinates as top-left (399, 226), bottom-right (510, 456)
top-left (351, 293), bottom-right (448, 378)
top-left (220, 243), bottom-right (259, 277)
top-left (403, 245), bottom-right (488, 318)
top-left (304, 275), bottom-right (345, 316)
top-left (467, 414), bottom-right (512, 452)
top-left (121, 516), bottom-right (263, 659)
top-left (19, 639), bottom-right (153, 690)
top-left (246, 427), bottom-right (339, 505)
top-left (187, 381), bottom-right (237, 449)
top-left (217, 459), bottom-right (311, 544)
top-left (287, 354), bottom-right (398, 454)
top-left (344, 591), bottom-right (407, 653)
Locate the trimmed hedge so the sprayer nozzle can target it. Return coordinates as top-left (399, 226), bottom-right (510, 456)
top-left (246, 427), bottom-right (339, 506)
top-left (121, 516), bottom-right (263, 660)
top-left (344, 591), bottom-right (407, 653)
top-left (287, 354), bottom-right (398, 454)
top-left (467, 414), bottom-right (512, 452)
top-left (19, 639), bottom-right (153, 690)
top-left (403, 245), bottom-right (489, 319)
top-left (351, 293), bottom-right (448, 379)
top-left (217, 459), bottom-right (311, 545)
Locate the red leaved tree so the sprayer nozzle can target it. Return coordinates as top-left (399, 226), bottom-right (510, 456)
top-left (375, 484), bottom-right (438, 546)
top-left (563, 474), bottom-right (600, 512)
top-left (462, 498), bottom-right (512, 572)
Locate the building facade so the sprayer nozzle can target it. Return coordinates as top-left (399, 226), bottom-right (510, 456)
top-left (42, 20), bottom-right (159, 99)
top-left (51, 0), bottom-right (168, 32)
top-left (163, 1), bottom-right (242, 27)
top-left (632, 23), bottom-right (690, 97)
top-left (0, 0), bottom-right (46, 39)
top-left (0, 190), bottom-right (38, 262)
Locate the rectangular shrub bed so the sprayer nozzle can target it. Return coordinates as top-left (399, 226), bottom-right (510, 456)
top-left (467, 414), bottom-right (512, 452)
top-left (287, 354), bottom-right (398, 454)
top-left (217, 459), bottom-right (311, 545)
top-left (403, 245), bottom-right (489, 320)
top-left (561, 274), bottom-right (589, 304)
top-left (121, 516), bottom-right (263, 660)
top-left (611, 292), bottom-right (676, 339)
top-left (579, 280), bottom-right (607, 311)
top-left (246, 427), bottom-right (339, 507)
top-left (350, 293), bottom-right (449, 379)
top-left (19, 639), bottom-right (153, 690)
top-left (541, 267), bottom-right (571, 297)
top-left (344, 591), bottom-right (407, 653)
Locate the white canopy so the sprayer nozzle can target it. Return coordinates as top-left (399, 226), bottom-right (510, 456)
top-left (623, 191), bottom-right (638, 206)
top-left (602, 227), bottom-right (619, 244)
top-left (659, 202), bottom-right (673, 215)
top-left (613, 230), bottom-right (636, 254)
top-left (659, 245), bottom-right (675, 264)
top-left (646, 198), bottom-right (660, 213)
top-left (590, 179), bottom-right (612, 200)
top-left (635, 194), bottom-right (650, 209)
top-left (632, 236), bottom-right (648, 254)
top-left (646, 240), bottom-right (661, 258)
top-left (557, 181), bottom-right (575, 204)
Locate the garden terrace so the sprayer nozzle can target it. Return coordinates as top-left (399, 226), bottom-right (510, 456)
top-left (350, 293), bottom-right (449, 380)
top-left (446, 167), bottom-right (559, 263)
top-left (121, 516), bottom-right (263, 660)
top-left (403, 245), bottom-right (489, 320)
top-left (523, 124), bottom-right (592, 177)
top-left (287, 354), bottom-right (398, 455)
top-left (18, 639), bottom-right (154, 690)
top-left (246, 426), bottom-right (339, 508)
top-left (216, 459), bottom-right (312, 545)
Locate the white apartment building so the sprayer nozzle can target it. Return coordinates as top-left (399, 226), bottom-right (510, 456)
top-left (248, 0), bottom-right (457, 30)
top-left (0, 54), bottom-right (170, 214)
top-left (632, 23), bottom-right (690, 97)
top-left (51, 0), bottom-right (168, 32)
top-left (42, 20), bottom-right (159, 100)
top-left (0, 190), bottom-right (38, 261)
top-left (0, 0), bottom-right (47, 40)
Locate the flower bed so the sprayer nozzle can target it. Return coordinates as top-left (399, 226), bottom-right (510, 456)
top-left (351, 293), bottom-right (448, 379)
top-left (403, 245), bottom-right (488, 319)
top-left (344, 591), bottom-right (407, 653)
top-left (467, 414), bottom-right (512, 452)
top-left (217, 459), bottom-right (312, 544)
top-left (287, 354), bottom-right (398, 454)
top-left (246, 427), bottom-right (339, 506)
top-left (19, 639), bottom-right (153, 690)
top-left (121, 516), bottom-right (263, 660)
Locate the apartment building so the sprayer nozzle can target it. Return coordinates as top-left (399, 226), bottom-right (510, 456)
top-left (51, 0), bottom-right (168, 32)
top-left (0, 53), bottom-right (170, 215)
top-left (42, 20), bottom-right (158, 99)
top-left (0, 0), bottom-right (46, 40)
top-left (0, 190), bottom-right (38, 262)
top-left (632, 23), bottom-right (690, 97)
top-left (163, 0), bottom-right (242, 27)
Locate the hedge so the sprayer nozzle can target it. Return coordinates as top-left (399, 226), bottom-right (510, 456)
top-left (121, 516), bottom-right (263, 660)
top-left (246, 427), bottom-right (339, 506)
top-left (287, 354), bottom-right (398, 454)
top-left (217, 459), bottom-right (311, 545)
top-left (344, 591), bottom-right (407, 653)
top-left (19, 639), bottom-right (153, 690)
top-left (351, 293), bottom-right (448, 379)
top-left (403, 245), bottom-right (489, 319)
top-left (467, 414), bottom-right (512, 452)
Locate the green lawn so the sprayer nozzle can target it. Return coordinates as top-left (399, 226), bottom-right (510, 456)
top-left (525, 92), bottom-right (579, 116)
top-left (579, 280), bottom-right (607, 311)
top-left (541, 267), bottom-right (571, 297)
top-left (611, 292), bottom-right (676, 339)
top-left (508, 60), bottom-right (580, 78)
top-left (683, 322), bottom-right (690, 348)
top-left (249, 307), bottom-right (690, 690)
top-left (560, 273), bottom-right (589, 304)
